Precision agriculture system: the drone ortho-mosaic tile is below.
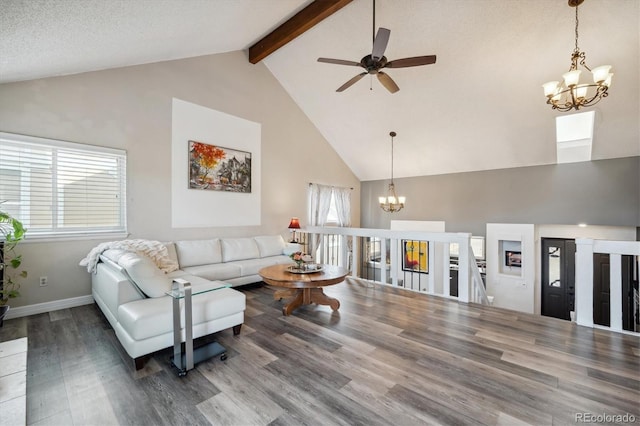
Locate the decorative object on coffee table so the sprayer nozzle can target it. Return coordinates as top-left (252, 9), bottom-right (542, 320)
top-left (289, 251), bottom-right (312, 270)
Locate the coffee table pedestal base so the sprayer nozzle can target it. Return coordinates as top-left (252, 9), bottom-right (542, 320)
top-left (273, 287), bottom-right (340, 316)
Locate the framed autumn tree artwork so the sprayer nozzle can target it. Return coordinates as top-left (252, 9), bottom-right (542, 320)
top-left (188, 140), bottom-right (252, 193)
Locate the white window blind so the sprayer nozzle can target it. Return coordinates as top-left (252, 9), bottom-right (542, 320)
top-left (0, 132), bottom-right (127, 239)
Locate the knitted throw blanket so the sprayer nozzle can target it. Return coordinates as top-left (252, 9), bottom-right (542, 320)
top-left (79, 239), bottom-right (179, 274)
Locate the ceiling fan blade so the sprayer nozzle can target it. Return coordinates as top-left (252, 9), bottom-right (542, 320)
top-left (377, 71), bottom-right (399, 94)
top-left (318, 58), bottom-right (362, 67)
top-left (371, 27), bottom-right (390, 60)
top-left (336, 72), bottom-right (367, 92)
top-left (385, 55), bottom-right (437, 68)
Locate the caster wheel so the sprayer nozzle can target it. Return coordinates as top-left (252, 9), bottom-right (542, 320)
top-left (220, 353), bottom-right (228, 361)
top-left (178, 370), bottom-right (187, 377)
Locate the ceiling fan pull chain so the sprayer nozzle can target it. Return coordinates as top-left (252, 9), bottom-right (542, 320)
top-left (370, 75), bottom-right (373, 90)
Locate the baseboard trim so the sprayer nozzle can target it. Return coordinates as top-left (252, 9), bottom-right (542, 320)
top-left (3, 295), bottom-right (95, 320)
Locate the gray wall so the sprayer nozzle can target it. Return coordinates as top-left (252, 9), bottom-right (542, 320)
top-left (361, 156), bottom-right (640, 235)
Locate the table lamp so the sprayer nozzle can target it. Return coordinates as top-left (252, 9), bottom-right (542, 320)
top-left (288, 217), bottom-right (301, 243)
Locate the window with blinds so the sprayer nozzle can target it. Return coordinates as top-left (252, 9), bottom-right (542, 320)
top-left (0, 132), bottom-right (127, 239)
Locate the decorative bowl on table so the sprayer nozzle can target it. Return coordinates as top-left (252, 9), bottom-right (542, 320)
top-left (287, 263), bottom-right (323, 274)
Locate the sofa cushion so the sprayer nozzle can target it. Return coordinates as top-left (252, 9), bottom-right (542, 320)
top-left (117, 252), bottom-right (172, 298)
top-left (164, 242), bottom-right (179, 264)
top-left (221, 238), bottom-right (260, 262)
top-left (175, 239), bottom-right (222, 267)
top-left (181, 263), bottom-right (243, 281)
top-left (230, 257), bottom-right (288, 276)
top-left (254, 235), bottom-right (286, 258)
top-left (118, 287), bottom-right (246, 341)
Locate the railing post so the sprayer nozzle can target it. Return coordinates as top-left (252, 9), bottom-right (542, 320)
top-left (575, 238), bottom-right (594, 328)
top-left (457, 235), bottom-right (470, 303)
top-left (351, 236), bottom-right (359, 277)
top-left (443, 243), bottom-right (451, 298)
top-left (390, 238), bottom-right (398, 286)
top-left (609, 254), bottom-right (623, 332)
top-left (380, 238), bottom-right (388, 285)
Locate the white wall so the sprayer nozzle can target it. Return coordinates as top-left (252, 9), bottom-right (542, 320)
top-left (0, 51), bottom-right (360, 308)
top-left (486, 223), bottom-right (536, 313)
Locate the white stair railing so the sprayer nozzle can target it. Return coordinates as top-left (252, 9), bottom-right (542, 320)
top-left (302, 226), bottom-right (484, 304)
top-left (469, 248), bottom-right (489, 305)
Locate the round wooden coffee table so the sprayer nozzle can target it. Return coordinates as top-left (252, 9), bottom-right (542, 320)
top-left (258, 264), bottom-right (349, 315)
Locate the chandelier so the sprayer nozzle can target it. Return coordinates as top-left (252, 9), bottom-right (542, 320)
top-left (542, 0), bottom-right (613, 112)
top-left (379, 131), bottom-right (405, 213)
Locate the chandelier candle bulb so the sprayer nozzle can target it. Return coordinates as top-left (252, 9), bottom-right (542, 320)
top-left (604, 73), bottom-right (613, 87)
top-left (576, 85), bottom-right (588, 99)
top-left (592, 65), bottom-right (611, 83)
top-left (563, 70), bottom-right (581, 87)
top-left (543, 81), bottom-right (560, 97)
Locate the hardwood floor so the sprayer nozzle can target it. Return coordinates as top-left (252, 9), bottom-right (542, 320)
top-left (1, 279), bottom-right (638, 426)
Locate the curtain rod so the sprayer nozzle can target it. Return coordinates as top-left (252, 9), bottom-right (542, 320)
top-left (308, 182), bottom-right (353, 190)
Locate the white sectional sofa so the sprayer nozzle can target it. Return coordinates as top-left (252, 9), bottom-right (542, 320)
top-left (90, 235), bottom-right (296, 369)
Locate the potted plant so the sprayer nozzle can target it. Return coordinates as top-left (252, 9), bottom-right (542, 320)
top-left (0, 205), bottom-right (27, 323)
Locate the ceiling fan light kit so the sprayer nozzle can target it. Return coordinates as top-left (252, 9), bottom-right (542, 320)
top-left (318, 0), bottom-right (436, 93)
top-left (542, 0), bottom-right (613, 112)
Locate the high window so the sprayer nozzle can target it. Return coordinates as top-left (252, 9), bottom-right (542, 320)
top-left (0, 132), bottom-right (127, 239)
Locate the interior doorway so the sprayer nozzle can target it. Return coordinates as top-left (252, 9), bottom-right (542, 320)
top-left (541, 238), bottom-right (576, 320)
top-left (593, 253), bottom-right (637, 331)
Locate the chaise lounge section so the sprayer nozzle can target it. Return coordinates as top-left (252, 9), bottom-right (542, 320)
top-left (89, 235), bottom-right (296, 369)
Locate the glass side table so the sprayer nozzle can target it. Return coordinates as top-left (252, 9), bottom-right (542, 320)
top-left (166, 278), bottom-right (231, 376)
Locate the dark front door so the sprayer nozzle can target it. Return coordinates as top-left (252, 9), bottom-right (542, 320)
top-left (541, 238), bottom-right (576, 320)
top-left (593, 253), bottom-right (610, 326)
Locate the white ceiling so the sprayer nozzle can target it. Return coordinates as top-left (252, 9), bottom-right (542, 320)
top-left (2, 0), bottom-right (638, 181)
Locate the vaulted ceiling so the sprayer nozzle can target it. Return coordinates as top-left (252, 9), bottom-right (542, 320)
top-left (2, 0), bottom-right (638, 181)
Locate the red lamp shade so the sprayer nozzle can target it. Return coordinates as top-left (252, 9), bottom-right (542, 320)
top-left (288, 217), bottom-right (301, 229)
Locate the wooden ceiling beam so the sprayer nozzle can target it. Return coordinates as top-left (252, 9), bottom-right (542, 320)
top-left (248, 0), bottom-right (353, 64)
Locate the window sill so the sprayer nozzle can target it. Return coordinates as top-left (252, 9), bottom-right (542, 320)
top-left (21, 232), bottom-right (129, 244)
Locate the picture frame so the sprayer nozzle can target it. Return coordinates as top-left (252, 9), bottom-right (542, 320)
top-left (505, 250), bottom-right (522, 267)
top-left (402, 240), bottom-right (429, 273)
top-left (188, 140), bottom-right (251, 193)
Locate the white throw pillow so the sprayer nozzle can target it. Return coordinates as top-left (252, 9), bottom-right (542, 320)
top-left (254, 235), bottom-right (286, 258)
top-left (117, 252), bottom-right (172, 298)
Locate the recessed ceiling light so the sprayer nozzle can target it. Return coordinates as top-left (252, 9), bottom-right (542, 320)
top-left (578, 223), bottom-right (588, 227)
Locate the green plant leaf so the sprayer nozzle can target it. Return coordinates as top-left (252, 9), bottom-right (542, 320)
top-left (10, 257), bottom-right (21, 268)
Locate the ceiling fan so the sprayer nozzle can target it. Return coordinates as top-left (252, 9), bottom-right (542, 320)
top-left (317, 0), bottom-right (437, 94)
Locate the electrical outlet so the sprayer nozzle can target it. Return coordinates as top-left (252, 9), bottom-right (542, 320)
top-left (39, 276), bottom-right (48, 287)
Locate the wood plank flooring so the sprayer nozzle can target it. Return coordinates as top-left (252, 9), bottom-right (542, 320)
top-left (0, 278), bottom-right (638, 426)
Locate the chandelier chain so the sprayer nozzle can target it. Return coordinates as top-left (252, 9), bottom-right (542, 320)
top-left (390, 133), bottom-right (394, 183)
top-left (574, 5), bottom-right (579, 53)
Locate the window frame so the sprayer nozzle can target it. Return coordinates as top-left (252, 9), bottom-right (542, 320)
top-left (0, 132), bottom-right (128, 241)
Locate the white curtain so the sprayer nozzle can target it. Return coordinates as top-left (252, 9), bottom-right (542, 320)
top-left (333, 187), bottom-right (351, 227)
top-left (308, 183), bottom-right (333, 255)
